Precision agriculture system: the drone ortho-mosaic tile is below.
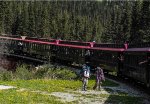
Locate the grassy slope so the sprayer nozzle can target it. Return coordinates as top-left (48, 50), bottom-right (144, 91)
top-left (0, 79), bottom-right (143, 104)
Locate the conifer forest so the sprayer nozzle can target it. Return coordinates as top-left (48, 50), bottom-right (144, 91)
top-left (0, 0), bottom-right (149, 43)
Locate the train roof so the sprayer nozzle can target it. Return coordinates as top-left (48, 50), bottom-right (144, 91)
top-left (125, 47), bottom-right (150, 52)
top-left (126, 42), bottom-right (150, 52)
top-left (91, 47), bottom-right (125, 52)
top-left (93, 43), bottom-right (125, 48)
top-left (59, 40), bottom-right (90, 46)
top-left (128, 42), bottom-right (150, 48)
top-left (91, 43), bottom-right (125, 52)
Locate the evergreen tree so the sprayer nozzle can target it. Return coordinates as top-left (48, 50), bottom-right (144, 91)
top-left (93, 16), bottom-right (103, 43)
top-left (114, 4), bottom-right (123, 43)
top-left (3, 2), bottom-right (14, 34)
top-left (28, 1), bottom-right (36, 37)
top-left (41, 2), bottom-right (49, 37)
top-left (130, 1), bottom-right (142, 43)
top-left (0, 1), bottom-right (149, 43)
top-left (121, 1), bottom-right (132, 43)
top-left (62, 10), bottom-right (70, 40)
top-left (140, 1), bottom-right (150, 42)
top-left (0, 1), bottom-right (5, 34)
top-left (16, 2), bottom-right (29, 36)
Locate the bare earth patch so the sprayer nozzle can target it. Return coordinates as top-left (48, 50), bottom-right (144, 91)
top-left (0, 85), bottom-right (16, 90)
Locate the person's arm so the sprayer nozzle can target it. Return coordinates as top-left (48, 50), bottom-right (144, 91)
top-left (118, 57), bottom-right (124, 61)
top-left (101, 69), bottom-right (105, 81)
top-left (79, 69), bottom-right (83, 77)
top-left (93, 69), bottom-right (97, 76)
top-left (118, 57), bottom-right (121, 60)
top-left (139, 60), bottom-right (148, 65)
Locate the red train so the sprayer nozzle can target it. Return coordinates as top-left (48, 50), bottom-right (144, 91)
top-left (0, 35), bottom-right (149, 88)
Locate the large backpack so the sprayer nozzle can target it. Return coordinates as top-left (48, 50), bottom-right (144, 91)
top-left (84, 69), bottom-right (90, 78)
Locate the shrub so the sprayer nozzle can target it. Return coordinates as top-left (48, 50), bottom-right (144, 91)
top-left (14, 64), bottom-right (33, 80)
top-left (33, 66), bottom-right (48, 79)
top-left (0, 70), bottom-right (13, 81)
top-left (34, 64), bottom-right (77, 80)
top-left (45, 67), bottom-right (77, 80)
top-left (0, 64), bottom-right (77, 80)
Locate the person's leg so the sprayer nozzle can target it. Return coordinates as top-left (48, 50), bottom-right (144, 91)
top-left (82, 78), bottom-right (87, 91)
top-left (98, 81), bottom-right (102, 90)
top-left (84, 78), bottom-right (88, 91)
top-left (93, 80), bottom-right (97, 90)
top-left (93, 82), bottom-right (97, 90)
top-left (82, 78), bottom-right (85, 91)
top-left (97, 80), bottom-right (101, 90)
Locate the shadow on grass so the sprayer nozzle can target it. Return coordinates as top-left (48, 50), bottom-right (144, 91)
top-left (103, 94), bottom-right (143, 104)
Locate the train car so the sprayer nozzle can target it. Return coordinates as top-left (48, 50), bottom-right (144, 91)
top-left (90, 43), bottom-right (126, 75)
top-left (123, 42), bottom-right (150, 87)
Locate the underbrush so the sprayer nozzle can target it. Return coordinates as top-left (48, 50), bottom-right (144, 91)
top-left (0, 64), bottom-right (77, 81)
top-left (0, 70), bottom-right (13, 81)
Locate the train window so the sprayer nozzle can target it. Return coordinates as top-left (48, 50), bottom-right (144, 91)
top-left (43, 44), bottom-right (45, 50)
top-left (49, 45), bottom-right (51, 50)
top-left (46, 45), bottom-right (48, 50)
top-left (33, 44), bottom-right (35, 49)
top-left (32, 43), bottom-right (34, 49)
top-left (35, 44), bottom-right (37, 50)
top-left (45, 45), bottom-right (47, 50)
top-left (46, 45), bottom-right (51, 50)
top-left (34, 44), bottom-right (36, 49)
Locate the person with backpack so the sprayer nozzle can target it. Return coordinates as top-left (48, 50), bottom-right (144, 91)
top-left (85, 50), bottom-right (91, 63)
top-left (93, 66), bottom-right (105, 90)
top-left (80, 64), bottom-right (90, 91)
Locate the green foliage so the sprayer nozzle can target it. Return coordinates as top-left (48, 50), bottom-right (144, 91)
top-left (140, 1), bottom-right (150, 42)
top-left (48, 68), bottom-right (77, 80)
top-left (0, 70), bottom-right (13, 81)
top-left (14, 64), bottom-right (33, 80)
top-left (33, 66), bottom-right (49, 79)
top-left (0, 64), bottom-right (77, 81)
top-left (0, 1), bottom-right (149, 43)
top-left (130, 0), bottom-right (143, 43)
top-left (34, 65), bottom-right (77, 80)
